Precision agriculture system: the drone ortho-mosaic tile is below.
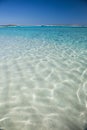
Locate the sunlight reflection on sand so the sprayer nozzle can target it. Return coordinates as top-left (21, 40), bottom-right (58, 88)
top-left (0, 27), bottom-right (87, 130)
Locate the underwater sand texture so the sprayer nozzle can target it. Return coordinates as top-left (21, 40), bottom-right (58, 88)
top-left (0, 26), bottom-right (87, 130)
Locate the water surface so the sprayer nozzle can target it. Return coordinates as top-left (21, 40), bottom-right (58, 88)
top-left (0, 26), bottom-right (87, 130)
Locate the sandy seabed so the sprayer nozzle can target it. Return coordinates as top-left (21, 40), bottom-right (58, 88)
top-left (0, 27), bottom-right (87, 130)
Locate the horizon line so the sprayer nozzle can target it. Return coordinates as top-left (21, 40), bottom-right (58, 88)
top-left (0, 23), bottom-right (87, 26)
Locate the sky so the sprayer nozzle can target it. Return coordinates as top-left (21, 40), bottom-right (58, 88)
top-left (0, 0), bottom-right (87, 25)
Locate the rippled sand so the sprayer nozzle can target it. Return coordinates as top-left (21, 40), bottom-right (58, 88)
top-left (0, 26), bottom-right (87, 130)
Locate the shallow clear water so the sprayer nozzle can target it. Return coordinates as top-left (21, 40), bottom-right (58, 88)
top-left (0, 26), bottom-right (87, 130)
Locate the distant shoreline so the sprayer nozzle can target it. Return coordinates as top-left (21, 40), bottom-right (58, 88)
top-left (0, 24), bottom-right (87, 27)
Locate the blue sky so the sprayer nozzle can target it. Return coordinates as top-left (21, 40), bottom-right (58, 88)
top-left (0, 0), bottom-right (87, 25)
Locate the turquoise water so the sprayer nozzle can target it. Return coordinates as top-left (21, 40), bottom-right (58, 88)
top-left (0, 26), bottom-right (87, 130)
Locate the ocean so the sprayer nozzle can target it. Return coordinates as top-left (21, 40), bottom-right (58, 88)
top-left (0, 26), bottom-right (87, 130)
